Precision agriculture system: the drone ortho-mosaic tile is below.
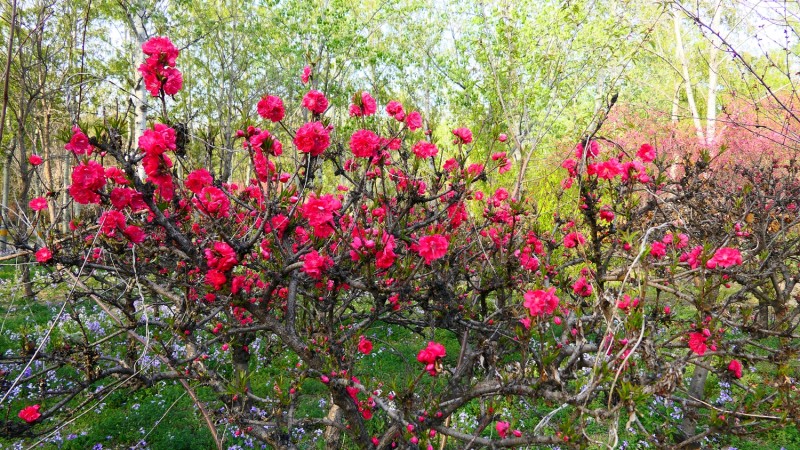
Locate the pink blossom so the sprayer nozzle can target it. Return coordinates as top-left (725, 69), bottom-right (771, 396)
top-left (301, 65), bottom-right (311, 84)
top-left (728, 359), bottom-right (743, 378)
top-left (415, 234), bottom-right (448, 265)
top-left (302, 250), bottom-right (332, 280)
top-left (18, 405), bottom-right (41, 423)
top-left (65, 127), bottom-right (92, 155)
top-left (563, 232), bottom-right (585, 248)
top-left (185, 169), bottom-right (213, 194)
top-left (706, 247), bottom-right (743, 269)
top-left (28, 154), bottom-right (43, 166)
top-left (294, 122), bottom-right (330, 156)
top-left (349, 91), bottom-right (377, 117)
top-left (572, 276), bottom-right (593, 297)
top-left (452, 127), bottom-right (473, 144)
top-left (523, 287), bottom-right (559, 316)
top-left (637, 143), bottom-right (656, 163)
top-left (412, 141), bottom-right (438, 159)
top-left (302, 90), bottom-right (328, 114)
top-left (257, 95), bottom-right (285, 122)
top-left (417, 341), bottom-right (446, 376)
top-left (349, 129), bottom-right (381, 158)
top-left (35, 248), bottom-right (52, 263)
top-left (405, 111), bottom-right (423, 131)
top-left (688, 332), bottom-right (708, 355)
top-left (357, 336), bottom-right (373, 355)
top-left (496, 421), bottom-right (510, 439)
top-left (650, 241), bottom-right (667, 259)
top-left (29, 197), bottom-right (47, 212)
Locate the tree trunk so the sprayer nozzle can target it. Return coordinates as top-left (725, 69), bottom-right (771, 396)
top-left (323, 404), bottom-right (343, 450)
top-left (674, 11), bottom-right (705, 144)
top-left (705, 1), bottom-right (724, 153)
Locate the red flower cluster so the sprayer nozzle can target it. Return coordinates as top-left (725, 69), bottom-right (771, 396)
top-left (65, 126), bottom-right (92, 155)
top-left (257, 95), bottom-right (285, 122)
top-left (139, 123), bottom-right (177, 200)
top-left (349, 91), bottom-right (377, 117)
top-left (452, 127), bottom-right (473, 145)
top-left (415, 234), bottom-right (448, 265)
top-left (412, 141), bottom-right (438, 159)
top-left (302, 90), bottom-right (328, 115)
top-left (706, 247), bottom-right (742, 269)
top-left (294, 122), bottom-right (331, 156)
top-left (349, 129), bottom-right (381, 158)
top-left (523, 287), bottom-right (559, 317)
top-left (139, 36), bottom-right (182, 97)
top-left (69, 160), bottom-right (106, 204)
top-left (301, 193), bottom-right (342, 238)
top-left (417, 341), bottom-right (446, 376)
top-left (18, 404), bottom-right (41, 423)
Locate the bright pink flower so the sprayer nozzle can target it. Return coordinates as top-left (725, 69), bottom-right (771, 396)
top-left (349, 91), bottom-right (377, 117)
top-left (452, 127), bottom-right (473, 144)
top-left (140, 62), bottom-right (183, 97)
top-left (294, 122), bottom-right (330, 156)
top-left (99, 210), bottom-right (127, 237)
top-left (161, 67), bottom-right (183, 95)
top-left (301, 90), bottom-right (328, 114)
top-left (498, 133), bottom-right (508, 142)
top-left (124, 225), bottom-right (146, 244)
top-left (185, 169), bottom-right (213, 194)
top-left (496, 421), bottom-right (510, 439)
top-left (28, 154), bottom-right (43, 166)
top-left (357, 336), bottom-right (373, 355)
top-left (563, 232), bottom-right (585, 248)
top-left (18, 404), bottom-right (41, 423)
top-left (575, 141), bottom-right (600, 159)
top-left (65, 127), bottom-right (92, 155)
top-left (416, 234), bottom-right (448, 265)
top-left (205, 241), bottom-right (238, 272)
top-left (650, 241), bottom-right (667, 259)
top-left (637, 143), bottom-right (656, 163)
top-left (599, 207), bottom-right (615, 222)
top-left (29, 197), bottom-right (47, 212)
top-left (301, 65), bottom-right (311, 84)
top-left (141, 36), bottom-right (179, 66)
top-left (349, 129), bottom-right (381, 158)
top-left (257, 95), bottom-right (285, 122)
top-left (688, 332), bottom-right (708, 355)
top-left (405, 111), bottom-right (423, 131)
top-left (205, 269), bottom-right (227, 290)
top-left (412, 141), bottom-right (438, 159)
top-left (69, 160), bottom-right (106, 204)
top-left (572, 276), bottom-right (593, 297)
top-left (523, 287), bottom-right (559, 316)
top-left (706, 247), bottom-right (743, 269)
top-left (301, 193), bottom-right (341, 233)
top-left (417, 341), bottom-right (446, 376)
top-left (680, 245), bottom-right (704, 269)
top-left (375, 233), bottom-right (397, 269)
top-left (302, 250), bottom-right (332, 279)
top-left (594, 158), bottom-right (623, 180)
top-left (443, 158), bottom-right (459, 172)
top-left (728, 359), bottom-right (743, 378)
top-left (35, 248), bottom-right (52, 263)
top-left (385, 100), bottom-right (404, 120)
top-left (193, 186), bottom-right (230, 218)
top-left (139, 123), bottom-right (176, 156)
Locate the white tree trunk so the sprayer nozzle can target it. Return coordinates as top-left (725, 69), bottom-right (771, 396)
top-left (705, 1), bottom-right (724, 152)
top-left (674, 11), bottom-right (705, 145)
